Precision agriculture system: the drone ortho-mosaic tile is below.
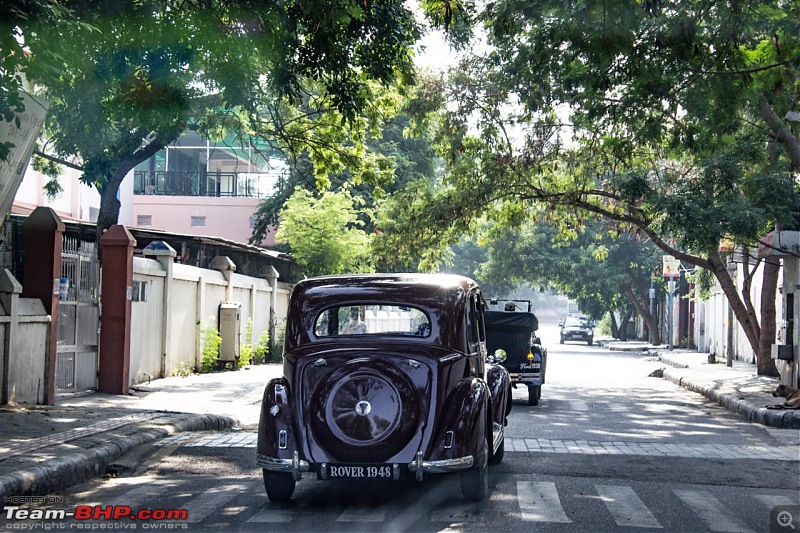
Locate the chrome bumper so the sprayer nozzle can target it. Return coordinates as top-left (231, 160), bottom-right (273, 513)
top-left (257, 452), bottom-right (309, 481)
top-left (257, 451), bottom-right (473, 483)
top-left (407, 452), bottom-right (474, 481)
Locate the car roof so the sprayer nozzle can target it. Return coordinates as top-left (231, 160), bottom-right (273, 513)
top-left (290, 273), bottom-right (479, 305)
top-left (285, 273), bottom-right (481, 349)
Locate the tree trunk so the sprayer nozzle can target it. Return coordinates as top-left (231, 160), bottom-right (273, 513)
top-left (759, 100), bottom-right (800, 173)
top-left (610, 312), bottom-right (619, 339)
top-left (757, 257), bottom-right (781, 377)
top-left (623, 283), bottom-right (661, 345)
top-left (618, 307), bottom-right (634, 342)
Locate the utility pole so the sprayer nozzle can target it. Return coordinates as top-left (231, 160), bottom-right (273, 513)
top-left (667, 279), bottom-right (674, 351)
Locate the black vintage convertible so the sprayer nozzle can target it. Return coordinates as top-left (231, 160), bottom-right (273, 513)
top-left (484, 300), bottom-right (547, 406)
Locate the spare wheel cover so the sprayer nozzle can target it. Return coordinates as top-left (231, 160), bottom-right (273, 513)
top-left (311, 360), bottom-right (419, 462)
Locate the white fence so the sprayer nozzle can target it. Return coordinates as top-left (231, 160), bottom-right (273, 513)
top-left (129, 253), bottom-right (291, 386)
top-left (0, 269), bottom-right (51, 404)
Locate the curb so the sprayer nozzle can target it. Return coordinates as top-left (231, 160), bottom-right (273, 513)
top-left (661, 366), bottom-right (800, 429)
top-left (0, 413), bottom-right (237, 500)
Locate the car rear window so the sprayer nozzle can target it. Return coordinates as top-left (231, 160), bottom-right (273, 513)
top-left (314, 304), bottom-right (431, 337)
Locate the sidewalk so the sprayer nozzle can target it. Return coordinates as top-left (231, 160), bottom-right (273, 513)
top-left (0, 363), bottom-right (282, 501)
top-left (603, 340), bottom-right (800, 430)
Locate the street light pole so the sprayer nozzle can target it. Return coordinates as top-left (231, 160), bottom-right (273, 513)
top-left (667, 279), bottom-right (675, 350)
top-left (649, 285), bottom-right (656, 344)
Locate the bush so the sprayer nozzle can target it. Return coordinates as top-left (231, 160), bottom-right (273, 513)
top-left (597, 314), bottom-right (613, 337)
top-left (169, 362), bottom-right (194, 377)
top-left (199, 320), bottom-right (221, 373)
top-left (238, 320), bottom-right (270, 367)
top-left (253, 330), bottom-right (271, 364)
top-left (238, 320), bottom-right (255, 368)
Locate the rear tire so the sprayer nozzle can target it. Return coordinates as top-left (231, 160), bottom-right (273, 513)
top-left (461, 442), bottom-right (489, 502)
top-left (263, 469), bottom-right (296, 502)
top-left (527, 385), bottom-right (541, 406)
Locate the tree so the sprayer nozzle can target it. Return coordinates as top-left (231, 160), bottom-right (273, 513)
top-left (275, 187), bottom-right (372, 276)
top-left (250, 112), bottom-right (439, 245)
top-left (473, 219), bottom-right (663, 343)
top-left (18, 0), bottom-right (424, 243)
top-left (374, 1), bottom-right (799, 375)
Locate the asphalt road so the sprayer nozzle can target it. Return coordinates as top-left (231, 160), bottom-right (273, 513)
top-left (6, 320), bottom-right (800, 533)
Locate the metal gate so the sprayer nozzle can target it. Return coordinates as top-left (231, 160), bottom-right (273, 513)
top-left (56, 236), bottom-right (100, 392)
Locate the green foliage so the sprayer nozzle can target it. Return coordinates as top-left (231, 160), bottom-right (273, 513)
top-left (253, 330), bottom-right (272, 364)
top-left (596, 314), bottom-right (613, 337)
top-left (169, 362), bottom-right (194, 378)
top-left (238, 320), bottom-right (255, 368)
top-left (17, 0), bottom-right (427, 238)
top-left (687, 268), bottom-right (714, 302)
top-left (31, 155), bottom-right (64, 200)
top-left (199, 319), bottom-right (221, 373)
top-left (275, 187), bottom-right (373, 276)
top-left (238, 319), bottom-right (270, 367)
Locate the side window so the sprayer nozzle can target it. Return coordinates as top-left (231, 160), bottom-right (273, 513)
top-left (466, 294), bottom-right (481, 350)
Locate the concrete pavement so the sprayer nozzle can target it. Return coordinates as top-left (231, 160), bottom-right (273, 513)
top-left (0, 364), bottom-right (282, 501)
top-left (602, 339), bottom-right (800, 431)
top-left (1, 346), bottom-right (798, 502)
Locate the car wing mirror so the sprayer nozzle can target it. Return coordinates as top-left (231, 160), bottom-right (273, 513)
top-left (488, 348), bottom-right (507, 364)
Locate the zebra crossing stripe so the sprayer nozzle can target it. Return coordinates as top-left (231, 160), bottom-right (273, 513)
top-left (596, 485), bottom-right (662, 529)
top-left (247, 505), bottom-right (295, 523)
top-left (517, 481), bottom-right (571, 523)
top-left (336, 505), bottom-right (388, 522)
top-left (752, 494), bottom-right (796, 509)
top-left (674, 490), bottom-right (755, 533)
top-left (182, 482), bottom-right (253, 523)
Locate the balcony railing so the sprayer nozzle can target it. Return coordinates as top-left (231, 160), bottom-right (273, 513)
top-left (133, 171), bottom-right (280, 198)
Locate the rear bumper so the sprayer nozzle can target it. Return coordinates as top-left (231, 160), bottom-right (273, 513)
top-left (407, 452), bottom-right (474, 481)
top-left (258, 452), bottom-right (310, 480)
top-left (509, 372), bottom-right (543, 386)
top-left (256, 451), bottom-right (473, 482)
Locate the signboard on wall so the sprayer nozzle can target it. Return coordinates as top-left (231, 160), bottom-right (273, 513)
top-left (662, 255), bottom-right (680, 278)
top-left (0, 91), bottom-right (49, 231)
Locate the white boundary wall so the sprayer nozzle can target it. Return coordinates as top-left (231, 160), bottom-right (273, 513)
top-left (130, 256), bottom-right (291, 385)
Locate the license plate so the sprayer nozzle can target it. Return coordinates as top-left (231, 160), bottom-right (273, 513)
top-left (520, 362), bottom-right (541, 370)
top-left (326, 464), bottom-right (395, 479)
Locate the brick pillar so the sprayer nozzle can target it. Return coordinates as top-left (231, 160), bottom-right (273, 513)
top-left (22, 207), bottom-right (64, 405)
top-left (98, 225), bottom-right (136, 394)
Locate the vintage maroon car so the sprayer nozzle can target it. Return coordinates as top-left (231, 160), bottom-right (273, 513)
top-left (256, 273), bottom-right (512, 502)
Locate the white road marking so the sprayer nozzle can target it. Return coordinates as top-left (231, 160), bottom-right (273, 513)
top-left (181, 483), bottom-right (252, 523)
top-left (674, 490), bottom-right (754, 533)
top-left (596, 484), bottom-right (662, 529)
top-left (336, 505), bottom-right (388, 522)
top-left (752, 494), bottom-right (797, 508)
top-left (246, 505), bottom-right (295, 523)
top-left (517, 481), bottom-right (571, 523)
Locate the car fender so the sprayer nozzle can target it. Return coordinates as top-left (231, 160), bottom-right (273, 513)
top-left (427, 377), bottom-right (488, 467)
top-left (486, 362), bottom-right (512, 419)
top-left (257, 377), bottom-right (298, 458)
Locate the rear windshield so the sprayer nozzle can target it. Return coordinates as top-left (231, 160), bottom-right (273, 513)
top-left (314, 304), bottom-right (431, 337)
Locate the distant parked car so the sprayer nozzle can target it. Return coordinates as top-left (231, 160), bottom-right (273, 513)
top-left (559, 316), bottom-right (594, 345)
top-left (256, 273), bottom-right (512, 503)
top-left (485, 300), bottom-right (547, 406)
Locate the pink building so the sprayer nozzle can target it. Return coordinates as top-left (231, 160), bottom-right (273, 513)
top-left (118, 131), bottom-right (285, 246)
